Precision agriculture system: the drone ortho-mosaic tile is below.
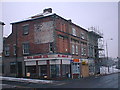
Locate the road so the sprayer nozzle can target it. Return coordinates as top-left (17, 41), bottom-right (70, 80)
top-left (1, 73), bottom-right (119, 89)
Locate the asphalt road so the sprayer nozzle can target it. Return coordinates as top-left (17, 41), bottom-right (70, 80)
top-left (1, 73), bottom-right (119, 89)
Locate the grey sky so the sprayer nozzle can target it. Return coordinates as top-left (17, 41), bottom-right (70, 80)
top-left (1, 2), bottom-right (118, 58)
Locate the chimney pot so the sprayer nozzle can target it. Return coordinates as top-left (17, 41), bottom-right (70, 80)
top-left (43, 8), bottom-right (52, 13)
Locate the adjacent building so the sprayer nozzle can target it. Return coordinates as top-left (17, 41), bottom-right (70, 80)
top-left (3, 8), bottom-right (103, 79)
top-left (0, 21), bottom-right (5, 75)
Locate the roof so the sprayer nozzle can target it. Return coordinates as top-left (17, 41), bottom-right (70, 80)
top-left (10, 12), bottom-right (88, 32)
top-left (11, 13), bottom-right (56, 24)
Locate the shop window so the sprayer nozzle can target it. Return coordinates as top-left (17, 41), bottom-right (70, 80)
top-left (40, 65), bottom-right (47, 77)
top-left (4, 46), bottom-right (10, 56)
top-left (23, 24), bottom-right (29, 35)
top-left (22, 42), bottom-right (29, 55)
top-left (50, 65), bottom-right (60, 78)
top-left (72, 63), bottom-right (80, 74)
top-left (72, 28), bottom-right (76, 36)
top-left (10, 62), bottom-right (16, 74)
top-left (62, 64), bottom-right (70, 77)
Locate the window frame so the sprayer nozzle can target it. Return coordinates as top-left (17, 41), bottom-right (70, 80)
top-left (4, 45), bottom-right (10, 56)
top-left (72, 44), bottom-right (75, 54)
top-left (22, 24), bottom-right (29, 35)
top-left (22, 42), bottom-right (30, 55)
top-left (13, 44), bottom-right (16, 56)
top-left (72, 28), bottom-right (76, 36)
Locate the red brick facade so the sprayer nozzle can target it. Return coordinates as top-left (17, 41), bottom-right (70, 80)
top-left (3, 9), bottom-right (90, 78)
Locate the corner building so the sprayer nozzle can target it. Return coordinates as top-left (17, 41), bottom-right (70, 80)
top-left (3, 8), bottom-right (101, 79)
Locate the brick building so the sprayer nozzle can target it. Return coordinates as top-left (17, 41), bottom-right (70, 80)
top-left (3, 8), bottom-right (102, 79)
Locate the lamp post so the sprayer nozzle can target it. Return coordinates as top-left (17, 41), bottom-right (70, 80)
top-left (106, 38), bottom-right (113, 73)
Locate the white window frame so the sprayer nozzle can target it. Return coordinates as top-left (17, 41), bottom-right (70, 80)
top-left (23, 24), bottom-right (29, 35)
top-left (72, 44), bottom-right (75, 54)
top-left (81, 32), bottom-right (85, 39)
top-left (81, 46), bottom-right (84, 56)
top-left (76, 45), bottom-right (78, 55)
top-left (72, 28), bottom-right (76, 36)
top-left (22, 42), bottom-right (29, 55)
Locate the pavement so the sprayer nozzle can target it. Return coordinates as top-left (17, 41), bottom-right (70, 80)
top-left (1, 73), bottom-right (119, 89)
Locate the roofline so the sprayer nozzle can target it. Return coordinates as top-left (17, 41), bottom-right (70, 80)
top-left (88, 31), bottom-right (103, 38)
top-left (10, 13), bottom-right (56, 24)
top-left (54, 14), bottom-right (88, 32)
top-left (10, 13), bottom-right (88, 32)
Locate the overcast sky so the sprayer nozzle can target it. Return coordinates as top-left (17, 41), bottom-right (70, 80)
top-left (1, 2), bottom-right (118, 58)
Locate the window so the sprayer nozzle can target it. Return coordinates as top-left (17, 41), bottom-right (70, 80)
top-left (22, 42), bottom-right (29, 55)
top-left (49, 43), bottom-right (54, 52)
top-left (72, 44), bottom-right (75, 54)
top-left (72, 28), bottom-right (76, 36)
top-left (23, 24), bottom-right (29, 35)
top-left (81, 46), bottom-right (86, 56)
top-left (13, 44), bottom-right (16, 55)
top-left (58, 35), bottom-right (64, 39)
top-left (10, 62), bottom-right (16, 73)
top-left (81, 32), bottom-right (85, 39)
top-left (72, 63), bottom-right (80, 74)
top-left (4, 46), bottom-right (10, 56)
top-left (76, 45), bottom-right (78, 55)
top-left (83, 47), bottom-right (86, 56)
top-left (81, 47), bottom-right (84, 56)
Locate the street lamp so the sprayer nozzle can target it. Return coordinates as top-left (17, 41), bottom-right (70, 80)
top-left (106, 38), bottom-right (113, 73)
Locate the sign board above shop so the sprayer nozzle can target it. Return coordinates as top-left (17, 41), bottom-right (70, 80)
top-left (24, 54), bottom-right (72, 60)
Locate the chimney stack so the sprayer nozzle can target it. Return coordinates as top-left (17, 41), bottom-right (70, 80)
top-left (43, 8), bottom-right (52, 13)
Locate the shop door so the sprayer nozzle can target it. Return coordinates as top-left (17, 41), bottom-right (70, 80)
top-left (18, 62), bottom-right (23, 77)
top-left (40, 65), bottom-right (47, 78)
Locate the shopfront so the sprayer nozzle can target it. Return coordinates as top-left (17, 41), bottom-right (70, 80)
top-left (24, 54), bottom-right (72, 79)
top-left (71, 59), bottom-right (81, 79)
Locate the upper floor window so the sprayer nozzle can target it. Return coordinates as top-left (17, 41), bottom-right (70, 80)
top-left (81, 46), bottom-right (87, 56)
top-left (4, 46), bottom-right (10, 56)
top-left (72, 44), bottom-right (75, 54)
top-left (76, 45), bottom-right (78, 55)
top-left (81, 32), bottom-right (85, 39)
top-left (23, 24), bottom-right (29, 35)
top-left (72, 28), bottom-right (76, 36)
top-left (13, 44), bottom-right (16, 55)
top-left (22, 42), bottom-right (29, 55)
top-left (49, 43), bottom-right (54, 52)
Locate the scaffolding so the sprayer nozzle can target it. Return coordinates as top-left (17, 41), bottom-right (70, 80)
top-left (88, 26), bottom-right (105, 58)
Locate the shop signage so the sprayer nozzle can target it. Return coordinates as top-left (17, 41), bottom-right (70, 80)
top-left (24, 54), bottom-right (72, 60)
top-left (73, 59), bottom-right (80, 62)
top-left (81, 59), bottom-right (88, 65)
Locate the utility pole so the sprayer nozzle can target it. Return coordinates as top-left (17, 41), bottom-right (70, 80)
top-left (106, 38), bottom-right (113, 73)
